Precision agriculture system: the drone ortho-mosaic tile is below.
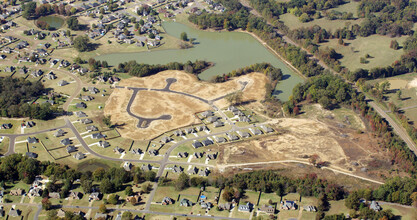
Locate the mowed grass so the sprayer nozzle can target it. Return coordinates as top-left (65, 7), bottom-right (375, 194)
top-left (319, 35), bottom-right (408, 71)
top-left (279, 13), bottom-right (362, 31)
top-left (331, 1), bottom-right (360, 17)
top-left (380, 204), bottom-right (417, 220)
top-left (0, 136), bottom-right (9, 155)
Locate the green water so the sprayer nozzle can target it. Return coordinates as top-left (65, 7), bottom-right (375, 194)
top-left (96, 22), bottom-right (304, 100)
top-left (38, 16), bottom-right (65, 30)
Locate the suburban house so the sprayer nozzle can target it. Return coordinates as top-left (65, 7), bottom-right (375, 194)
top-left (49, 192), bottom-right (61, 199)
top-left (207, 153), bottom-right (217, 160)
top-left (69, 191), bottom-right (82, 200)
top-left (148, 149), bottom-right (158, 156)
top-left (114, 147), bottom-right (125, 154)
top-left (8, 208), bottom-right (20, 217)
top-left (46, 72), bottom-right (57, 80)
top-left (213, 121), bottom-right (224, 127)
top-left (89, 192), bottom-right (102, 201)
top-left (76, 111), bottom-right (87, 118)
top-left (198, 168), bottom-right (210, 177)
top-left (10, 189), bottom-right (23, 196)
top-left (201, 138), bottom-right (213, 146)
top-left (207, 116), bottom-right (218, 123)
top-left (194, 152), bottom-right (203, 159)
top-left (219, 202), bottom-right (232, 211)
top-left (192, 141), bottom-right (203, 149)
top-left (258, 204), bottom-right (275, 214)
top-left (1, 123), bottom-right (12, 129)
top-left (141, 164), bottom-right (152, 172)
top-left (57, 209), bottom-right (66, 218)
top-left (81, 118), bottom-right (92, 124)
top-left (238, 202), bottom-right (252, 212)
top-left (188, 167), bottom-right (199, 175)
top-left (161, 136), bottom-right (172, 143)
top-left (21, 121), bottom-right (35, 128)
top-left (28, 188), bottom-right (42, 197)
top-left (61, 138), bottom-right (71, 146)
top-left (123, 162), bottom-right (132, 171)
top-left (66, 145), bottom-right (76, 153)
top-left (74, 152), bottom-right (85, 160)
top-left (130, 148), bottom-right (143, 155)
top-left (237, 131), bottom-right (251, 138)
top-left (58, 80), bottom-right (69, 86)
top-left (26, 152), bottom-right (38, 158)
top-left (92, 133), bottom-right (106, 139)
top-left (27, 137), bottom-right (38, 144)
top-left (177, 152), bottom-right (188, 158)
top-left (281, 200), bottom-right (297, 210)
top-left (174, 130), bottom-right (184, 136)
top-left (95, 213), bottom-right (108, 219)
top-left (75, 102), bottom-right (87, 109)
top-left (303, 205), bottom-right (316, 212)
top-left (81, 95), bottom-right (94, 101)
top-left (201, 202), bottom-right (213, 209)
top-left (86, 125), bottom-right (98, 132)
top-left (172, 165), bottom-right (183, 173)
top-left (201, 110), bottom-right (214, 118)
top-left (261, 125), bottom-right (274, 133)
top-left (249, 128), bottom-right (263, 136)
top-left (370, 201), bottom-right (381, 212)
top-left (161, 197), bottom-right (173, 205)
top-left (180, 198), bottom-right (192, 207)
top-left (54, 129), bottom-right (65, 137)
top-left (186, 127), bottom-right (195, 134)
top-left (88, 87), bottom-right (99, 94)
top-left (98, 141), bottom-right (110, 148)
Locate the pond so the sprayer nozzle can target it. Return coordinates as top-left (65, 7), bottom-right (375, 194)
top-left (37, 15), bottom-right (65, 30)
top-left (96, 22), bottom-right (304, 101)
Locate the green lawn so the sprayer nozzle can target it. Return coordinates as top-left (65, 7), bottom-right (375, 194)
top-left (331, 1), bottom-right (360, 17)
top-left (319, 35), bottom-right (408, 71)
top-left (0, 136), bottom-right (9, 155)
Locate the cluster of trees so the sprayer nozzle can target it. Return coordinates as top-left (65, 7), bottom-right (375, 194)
top-left (66, 17), bottom-right (80, 30)
top-left (22, 2), bottom-right (76, 19)
top-left (0, 77), bottom-right (57, 119)
top-left (116, 60), bottom-right (211, 77)
top-left (0, 154), bottom-right (157, 198)
top-left (211, 63), bottom-right (283, 83)
top-left (73, 35), bottom-right (91, 52)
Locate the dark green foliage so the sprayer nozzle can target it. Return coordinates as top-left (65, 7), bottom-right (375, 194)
top-left (67, 17), bottom-right (80, 30)
top-left (0, 77), bottom-right (56, 119)
top-left (117, 60), bottom-right (211, 77)
top-left (73, 35), bottom-right (90, 52)
top-left (175, 173), bottom-right (190, 191)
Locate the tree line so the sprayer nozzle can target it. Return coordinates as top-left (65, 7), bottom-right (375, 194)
top-left (22, 2), bottom-right (76, 20)
top-left (0, 77), bottom-right (57, 119)
top-left (116, 60), bottom-right (211, 77)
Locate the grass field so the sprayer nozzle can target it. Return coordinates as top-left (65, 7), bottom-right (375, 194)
top-left (368, 72), bottom-right (417, 125)
top-left (280, 13), bottom-right (362, 31)
top-left (319, 35), bottom-right (408, 71)
top-left (0, 136), bottom-right (9, 155)
top-left (331, 1), bottom-right (360, 17)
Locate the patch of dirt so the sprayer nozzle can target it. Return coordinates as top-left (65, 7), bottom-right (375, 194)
top-left (219, 117), bottom-right (384, 175)
top-left (387, 79), bottom-right (408, 90)
top-left (407, 78), bottom-right (417, 89)
top-left (104, 70), bottom-right (268, 140)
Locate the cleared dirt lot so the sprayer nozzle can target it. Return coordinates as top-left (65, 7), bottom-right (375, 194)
top-left (105, 70), bottom-right (268, 140)
top-left (218, 117), bottom-right (387, 177)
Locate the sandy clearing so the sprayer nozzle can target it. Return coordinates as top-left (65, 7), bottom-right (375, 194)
top-left (407, 78), bottom-right (417, 89)
top-left (105, 70), bottom-right (268, 140)
top-left (220, 118), bottom-right (348, 166)
top-left (387, 79), bottom-right (408, 90)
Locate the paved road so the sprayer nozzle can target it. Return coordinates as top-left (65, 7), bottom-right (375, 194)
top-left (33, 205), bottom-right (42, 220)
top-left (239, 0), bottom-right (417, 156)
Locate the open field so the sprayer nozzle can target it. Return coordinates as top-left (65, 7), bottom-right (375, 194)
top-left (369, 72), bottom-right (417, 125)
top-left (331, 1), bottom-right (360, 17)
top-left (0, 136), bottom-right (9, 155)
top-left (280, 13), bottom-right (363, 31)
top-left (320, 35), bottom-right (408, 71)
top-left (105, 70), bottom-right (268, 140)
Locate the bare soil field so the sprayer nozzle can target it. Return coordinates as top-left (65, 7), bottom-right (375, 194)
top-left (105, 70), bottom-right (267, 139)
top-left (218, 117), bottom-right (389, 178)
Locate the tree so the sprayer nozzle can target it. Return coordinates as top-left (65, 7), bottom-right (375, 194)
top-left (175, 173), bottom-right (190, 191)
top-left (99, 204), bottom-right (107, 213)
top-left (309, 154), bottom-right (319, 166)
top-left (102, 115), bottom-right (112, 128)
top-left (345, 191), bottom-right (361, 210)
top-left (108, 194), bottom-right (119, 205)
top-left (142, 183), bottom-right (151, 194)
top-left (226, 91), bottom-right (243, 105)
top-left (396, 90), bottom-right (402, 100)
top-left (22, 2), bottom-right (37, 19)
top-left (180, 32), bottom-right (188, 41)
top-left (67, 17), bottom-right (80, 30)
top-left (125, 186), bottom-right (133, 196)
top-left (122, 211), bottom-right (133, 220)
top-left (129, 196), bottom-right (137, 206)
top-left (73, 35), bottom-right (90, 52)
top-left (144, 170), bottom-right (156, 181)
top-left (42, 197), bottom-right (52, 210)
top-left (319, 96), bottom-right (331, 109)
top-left (380, 81), bottom-right (390, 94)
top-left (100, 178), bottom-right (114, 193)
top-left (390, 40), bottom-right (399, 50)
